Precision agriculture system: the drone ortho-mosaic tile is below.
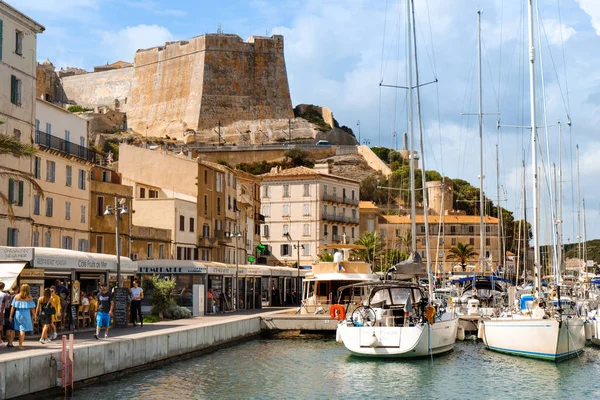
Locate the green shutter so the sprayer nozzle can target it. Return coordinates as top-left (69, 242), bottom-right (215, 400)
top-left (10, 75), bottom-right (16, 104)
top-left (0, 19), bottom-right (3, 61)
top-left (8, 178), bottom-right (14, 203)
top-left (18, 181), bottom-right (23, 206)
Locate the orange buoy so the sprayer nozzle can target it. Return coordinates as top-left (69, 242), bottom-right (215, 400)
top-left (330, 304), bottom-right (346, 320)
top-left (425, 305), bottom-right (435, 325)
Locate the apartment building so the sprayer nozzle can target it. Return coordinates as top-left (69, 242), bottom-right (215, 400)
top-left (259, 165), bottom-right (360, 267)
top-left (359, 201), bottom-right (380, 236)
top-left (31, 99), bottom-right (95, 251)
top-left (0, 4), bottom-right (44, 246)
top-left (379, 214), bottom-right (500, 272)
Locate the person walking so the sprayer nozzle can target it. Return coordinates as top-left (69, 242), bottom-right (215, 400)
top-left (94, 283), bottom-right (113, 339)
top-left (129, 279), bottom-right (144, 327)
top-left (48, 286), bottom-right (62, 340)
top-left (0, 282), bottom-right (6, 345)
top-left (35, 288), bottom-right (55, 344)
top-left (9, 284), bottom-right (36, 350)
top-left (3, 287), bottom-right (15, 348)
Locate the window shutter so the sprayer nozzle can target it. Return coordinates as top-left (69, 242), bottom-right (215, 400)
top-left (8, 178), bottom-right (14, 203)
top-left (0, 19), bottom-right (3, 61)
top-left (16, 79), bottom-right (21, 105)
top-left (18, 181), bottom-right (23, 206)
top-left (52, 162), bottom-right (55, 182)
top-left (10, 75), bottom-right (16, 104)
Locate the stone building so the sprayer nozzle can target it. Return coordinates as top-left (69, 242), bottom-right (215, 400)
top-left (0, 4), bottom-right (44, 247)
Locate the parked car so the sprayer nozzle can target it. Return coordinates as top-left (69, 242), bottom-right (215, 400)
top-left (315, 140), bottom-right (332, 146)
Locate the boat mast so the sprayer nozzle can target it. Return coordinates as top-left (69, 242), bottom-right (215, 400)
top-left (496, 145), bottom-right (503, 275)
top-left (583, 198), bottom-right (587, 268)
top-left (477, 10), bottom-right (486, 275)
top-left (558, 122), bottom-right (563, 276)
top-left (576, 144), bottom-right (581, 269)
top-left (522, 155), bottom-right (528, 284)
top-left (406, 0), bottom-right (417, 255)
top-left (552, 163), bottom-right (559, 279)
top-left (527, 0), bottom-right (541, 296)
top-left (410, 0), bottom-right (434, 301)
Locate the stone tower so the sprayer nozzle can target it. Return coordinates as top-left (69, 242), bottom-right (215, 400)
top-left (426, 181), bottom-right (454, 215)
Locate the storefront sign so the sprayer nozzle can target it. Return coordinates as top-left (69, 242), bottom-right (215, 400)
top-left (34, 256), bottom-right (111, 270)
top-left (207, 266), bottom-right (236, 275)
top-left (138, 266), bottom-right (207, 274)
top-left (19, 268), bottom-right (45, 278)
top-left (0, 247), bottom-right (33, 261)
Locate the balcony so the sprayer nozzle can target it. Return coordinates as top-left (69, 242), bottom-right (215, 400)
top-left (198, 236), bottom-right (218, 248)
top-left (322, 212), bottom-right (359, 224)
top-left (35, 130), bottom-right (98, 163)
top-left (255, 213), bottom-right (265, 223)
top-left (322, 193), bottom-right (359, 206)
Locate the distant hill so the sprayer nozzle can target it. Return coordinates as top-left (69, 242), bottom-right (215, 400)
top-left (564, 239), bottom-right (600, 263)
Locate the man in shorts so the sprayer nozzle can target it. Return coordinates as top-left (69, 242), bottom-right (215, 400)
top-left (94, 283), bottom-right (114, 339)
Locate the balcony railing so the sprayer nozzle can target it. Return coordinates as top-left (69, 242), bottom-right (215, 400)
top-left (198, 236), bottom-right (218, 248)
top-left (35, 130), bottom-right (98, 163)
top-left (322, 193), bottom-right (359, 206)
top-left (322, 212), bottom-right (359, 224)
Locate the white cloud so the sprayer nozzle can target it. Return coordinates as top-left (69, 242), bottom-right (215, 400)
top-left (577, 0), bottom-right (600, 35)
top-left (542, 19), bottom-right (576, 46)
top-left (11, 0), bottom-right (98, 14)
top-left (100, 24), bottom-right (174, 62)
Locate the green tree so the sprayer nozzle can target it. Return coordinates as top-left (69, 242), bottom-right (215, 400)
top-left (318, 251), bottom-right (334, 262)
top-left (283, 147), bottom-right (315, 168)
top-left (0, 131), bottom-right (43, 219)
top-left (352, 232), bottom-right (384, 265)
top-left (142, 275), bottom-right (177, 316)
top-left (384, 249), bottom-right (409, 270)
top-left (447, 242), bottom-right (478, 271)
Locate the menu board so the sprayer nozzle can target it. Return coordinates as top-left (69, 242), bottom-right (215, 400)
top-left (70, 305), bottom-right (77, 330)
top-left (29, 284), bottom-right (40, 303)
top-left (113, 287), bottom-right (129, 328)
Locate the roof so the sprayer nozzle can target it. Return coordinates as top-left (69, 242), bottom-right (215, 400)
top-left (359, 201), bottom-right (379, 210)
top-left (380, 215), bottom-right (499, 224)
top-left (200, 160), bottom-right (232, 173)
top-left (0, 2), bottom-right (45, 33)
top-left (259, 166), bottom-right (359, 184)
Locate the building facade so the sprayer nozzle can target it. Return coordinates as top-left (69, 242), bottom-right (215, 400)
top-left (31, 99), bottom-right (95, 251)
top-left (259, 165), bottom-right (360, 267)
top-left (0, 4), bottom-right (44, 247)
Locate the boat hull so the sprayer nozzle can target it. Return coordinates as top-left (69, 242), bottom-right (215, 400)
top-left (337, 316), bottom-right (458, 358)
top-left (482, 317), bottom-right (585, 361)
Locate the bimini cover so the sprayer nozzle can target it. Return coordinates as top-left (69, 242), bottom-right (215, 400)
top-left (0, 262), bottom-right (27, 290)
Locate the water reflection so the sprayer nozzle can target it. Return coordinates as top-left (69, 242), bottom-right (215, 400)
top-left (72, 338), bottom-right (600, 400)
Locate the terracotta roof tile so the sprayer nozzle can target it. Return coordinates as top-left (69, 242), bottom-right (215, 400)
top-left (359, 201), bottom-right (379, 209)
top-left (259, 166), bottom-right (359, 183)
top-left (381, 215), bottom-right (499, 224)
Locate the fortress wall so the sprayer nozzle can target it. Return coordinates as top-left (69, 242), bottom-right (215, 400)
top-left (61, 67), bottom-right (133, 110)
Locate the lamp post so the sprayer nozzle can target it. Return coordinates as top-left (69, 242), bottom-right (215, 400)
top-left (104, 197), bottom-right (129, 287)
top-left (227, 226), bottom-right (242, 311)
top-left (293, 241), bottom-right (304, 306)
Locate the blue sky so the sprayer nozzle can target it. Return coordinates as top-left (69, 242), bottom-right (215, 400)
top-left (10, 0), bottom-right (600, 248)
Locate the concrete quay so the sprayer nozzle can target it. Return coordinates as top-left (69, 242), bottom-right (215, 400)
top-left (0, 308), bottom-right (299, 399)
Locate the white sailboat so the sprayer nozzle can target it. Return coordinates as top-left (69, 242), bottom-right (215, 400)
top-left (335, 0), bottom-right (457, 358)
top-left (481, 0), bottom-right (585, 361)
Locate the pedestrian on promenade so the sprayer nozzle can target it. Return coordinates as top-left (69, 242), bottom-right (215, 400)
top-left (48, 286), bottom-right (62, 340)
top-left (9, 284), bottom-right (36, 350)
top-left (54, 279), bottom-right (68, 296)
top-left (3, 287), bottom-right (15, 348)
top-left (89, 292), bottom-right (98, 323)
top-left (35, 288), bottom-right (55, 344)
top-left (207, 288), bottom-right (215, 313)
top-left (129, 279), bottom-right (144, 327)
top-left (0, 282), bottom-right (6, 345)
top-left (94, 283), bottom-right (113, 340)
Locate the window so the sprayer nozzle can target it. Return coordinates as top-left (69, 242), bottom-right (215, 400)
top-left (46, 160), bottom-right (55, 182)
top-left (190, 218), bottom-right (195, 232)
top-left (217, 198), bottom-right (221, 215)
top-left (81, 205), bottom-right (86, 223)
top-left (352, 209), bottom-right (357, 220)
top-left (281, 244), bottom-right (291, 256)
top-left (15, 30), bottom-right (23, 55)
top-left (10, 75), bottom-right (22, 105)
top-left (351, 190), bottom-right (355, 200)
top-left (204, 195), bottom-right (208, 214)
top-left (216, 173), bottom-right (223, 192)
top-left (43, 231), bottom-right (51, 247)
top-left (422, 238), bottom-right (426, 245)
top-left (7, 228), bottom-right (18, 246)
top-left (283, 184), bottom-right (290, 197)
top-left (65, 165), bottom-right (72, 186)
top-left (324, 185), bottom-right (328, 196)
top-left (485, 225), bottom-right (491, 233)
top-left (420, 226), bottom-right (425, 233)
top-left (159, 244), bottom-right (165, 259)
top-left (140, 188), bottom-right (146, 198)
top-left (367, 220), bottom-right (375, 232)
top-left (451, 238), bottom-right (456, 245)
top-left (101, 170), bottom-right (110, 182)
top-left (204, 170), bottom-right (208, 184)
top-left (227, 173), bottom-right (231, 186)
top-left (263, 185), bottom-right (270, 198)
top-left (13, 128), bottom-right (20, 141)
top-left (64, 130), bottom-right (70, 151)
top-left (179, 215), bottom-right (185, 231)
top-left (46, 197), bottom-right (53, 217)
top-left (97, 196), bottom-right (104, 216)
top-left (96, 236), bottom-right (104, 253)
top-left (469, 238), bottom-right (475, 246)
top-left (351, 227), bottom-right (355, 238)
top-left (232, 176), bottom-right (236, 189)
top-left (302, 244), bottom-right (310, 257)
top-left (333, 187), bottom-right (337, 198)
top-left (303, 184), bottom-right (310, 197)
top-left (202, 224), bottom-right (210, 237)
top-left (282, 204), bottom-right (290, 217)
top-left (263, 225), bottom-right (270, 237)
top-left (62, 236), bottom-right (73, 250)
top-left (324, 224), bottom-right (328, 236)
top-left (34, 157), bottom-right (41, 179)
top-left (78, 169), bottom-right (86, 190)
top-left (450, 226), bottom-right (456, 233)
top-left (33, 231), bottom-right (39, 247)
top-left (283, 224), bottom-right (289, 235)
top-left (78, 239), bottom-right (88, 252)
top-left (233, 199), bottom-right (237, 211)
top-left (147, 243), bottom-right (153, 259)
top-left (65, 201), bottom-right (71, 220)
top-left (8, 179), bottom-right (23, 206)
top-left (324, 204), bottom-right (328, 215)
top-left (149, 189), bottom-right (158, 198)
top-left (303, 204), bottom-right (310, 216)
top-left (343, 188), bottom-right (346, 199)
top-left (303, 224), bottom-right (310, 236)
top-left (80, 136), bottom-right (86, 149)
top-left (469, 226), bottom-right (475, 233)
top-left (228, 195), bottom-right (232, 210)
top-left (486, 238), bottom-right (490, 246)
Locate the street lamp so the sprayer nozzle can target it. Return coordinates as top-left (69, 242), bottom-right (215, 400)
top-left (226, 226), bottom-right (242, 311)
top-left (293, 242), bottom-right (304, 305)
top-left (104, 197), bottom-right (129, 287)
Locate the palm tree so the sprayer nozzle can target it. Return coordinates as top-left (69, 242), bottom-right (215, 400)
top-left (397, 231), bottom-right (412, 254)
top-left (0, 130), bottom-right (43, 220)
top-left (447, 242), bottom-right (478, 271)
top-left (318, 251), bottom-right (333, 262)
top-left (352, 232), bottom-right (383, 265)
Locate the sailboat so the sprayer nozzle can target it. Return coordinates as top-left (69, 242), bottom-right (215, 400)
top-left (334, 0), bottom-right (458, 357)
top-left (481, 0), bottom-right (585, 361)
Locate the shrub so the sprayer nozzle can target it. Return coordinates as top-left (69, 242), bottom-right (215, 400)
top-left (163, 305), bottom-right (192, 320)
top-left (142, 315), bottom-right (160, 324)
top-left (142, 275), bottom-right (177, 316)
top-left (67, 105), bottom-right (93, 113)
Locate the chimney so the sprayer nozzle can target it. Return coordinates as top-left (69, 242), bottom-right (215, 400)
top-left (403, 133), bottom-right (408, 151)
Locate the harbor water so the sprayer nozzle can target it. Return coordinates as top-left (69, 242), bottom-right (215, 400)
top-left (70, 336), bottom-right (600, 399)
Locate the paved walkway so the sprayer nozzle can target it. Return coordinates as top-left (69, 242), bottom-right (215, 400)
top-left (0, 307), bottom-right (292, 361)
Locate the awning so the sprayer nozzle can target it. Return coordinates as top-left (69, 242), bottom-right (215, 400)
top-left (0, 262), bottom-right (28, 290)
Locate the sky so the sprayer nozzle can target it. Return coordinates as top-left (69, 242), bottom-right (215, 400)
top-left (10, 0), bottom-right (600, 251)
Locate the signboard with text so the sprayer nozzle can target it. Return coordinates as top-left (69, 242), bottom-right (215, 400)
top-left (138, 266), bottom-right (207, 274)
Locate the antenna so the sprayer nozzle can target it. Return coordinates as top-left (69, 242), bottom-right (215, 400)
top-left (216, 23), bottom-right (223, 34)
